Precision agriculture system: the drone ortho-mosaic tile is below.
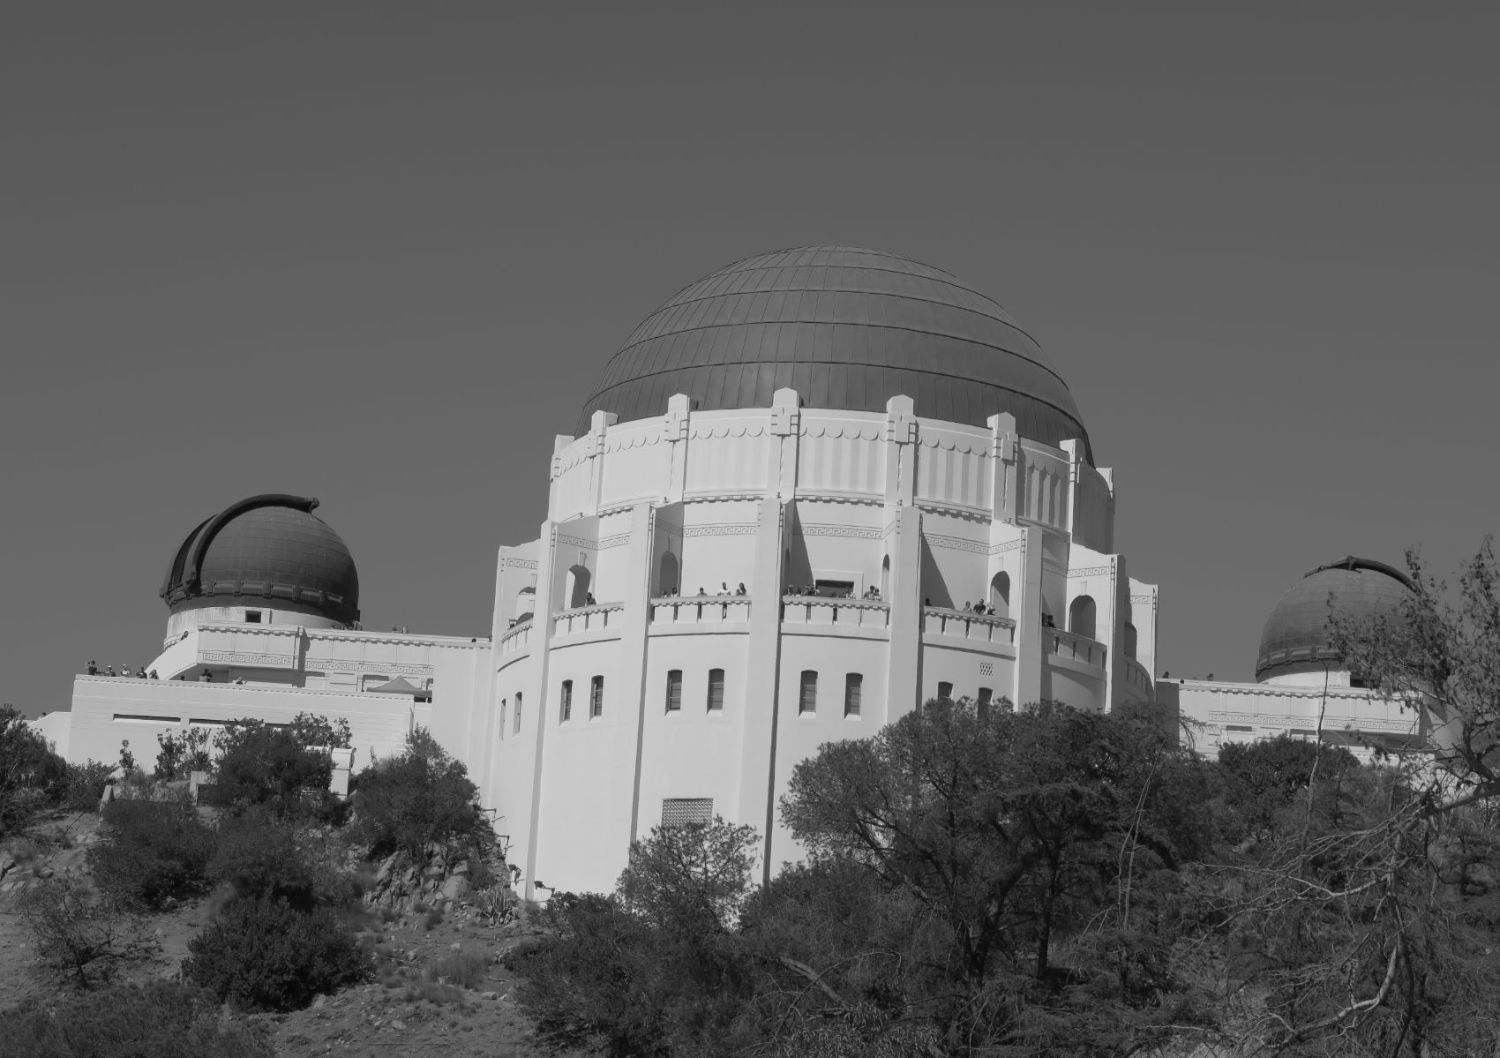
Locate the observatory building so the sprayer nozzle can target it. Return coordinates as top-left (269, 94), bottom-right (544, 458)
top-left (36, 246), bottom-right (1419, 897)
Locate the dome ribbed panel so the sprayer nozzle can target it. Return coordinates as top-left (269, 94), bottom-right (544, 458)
top-left (578, 247), bottom-right (1091, 457)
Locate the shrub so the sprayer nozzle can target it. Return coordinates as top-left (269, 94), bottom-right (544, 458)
top-left (87, 798), bottom-right (215, 909)
top-left (184, 896), bottom-right (370, 1011)
top-left (0, 705), bottom-right (68, 835)
top-left (60, 760), bottom-right (113, 812)
top-left (0, 980), bottom-right (273, 1058)
top-left (20, 878), bottom-right (155, 988)
top-left (352, 727), bottom-right (490, 859)
top-left (207, 808), bottom-right (320, 907)
top-left (428, 947), bottom-right (489, 990)
top-left (213, 720), bottom-right (335, 817)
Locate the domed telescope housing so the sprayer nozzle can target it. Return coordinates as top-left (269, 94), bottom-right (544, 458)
top-left (160, 494), bottom-right (360, 637)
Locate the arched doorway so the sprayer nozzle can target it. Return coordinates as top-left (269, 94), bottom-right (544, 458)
top-left (1068, 595), bottom-right (1097, 639)
top-left (658, 552), bottom-right (679, 596)
top-left (989, 572), bottom-right (1010, 618)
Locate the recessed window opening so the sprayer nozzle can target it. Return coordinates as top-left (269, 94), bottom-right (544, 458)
top-left (244, 610), bottom-right (263, 624)
top-left (500, 699), bottom-right (507, 739)
top-left (1068, 595), bottom-right (1097, 639)
top-left (707, 669), bottom-right (725, 712)
top-left (1123, 622), bottom-right (1138, 659)
top-left (814, 579), bottom-right (854, 598)
top-left (560, 679), bottom-right (573, 722)
top-left (799, 671), bottom-right (818, 715)
top-left (514, 691), bottom-right (523, 733)
top-left (844, 673), bottom-right (863, 718)
top-left (666, 670), bottom-right (683, 713)
top-left (590, 675), bottom-right (605, 718)
top-left (937, 681), bottom-right (953, 702)
top-left (977, 687), bottom-right (993, 718)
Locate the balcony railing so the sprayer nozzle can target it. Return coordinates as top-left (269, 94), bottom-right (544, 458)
top-left (1049, 628), bottom-right (1107, 669)
top-left (922, 607), bottom-right (1016, 646)
top-left (782, 595), bottom-right (890, 630)
top-left (552, 603), bottom-right (625, 637)
top-left (650, 595), bottom-right (751, 626)
top-left (498, 617), bottom-right (532, 655)
top-left (1123, 657), bottom-right (1153, 696)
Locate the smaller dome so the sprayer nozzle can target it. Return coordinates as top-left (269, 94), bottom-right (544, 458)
top-left (160, 495), bottom-right (360, 626)
top-left (1255, 557), bottom-right (1413, 682)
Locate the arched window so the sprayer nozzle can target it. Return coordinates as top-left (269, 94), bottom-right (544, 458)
top-left (514, 692), bottom-right (523, 733)
top-left (880, 555), bottom-right (890, 600)
top-left (566, 564), bottom-right (592, 609)
top-left (658, 552), bottom-right (679, 596)
top-left (1068, 595), bottom-right (1097, 639)
top-left (1123, 622), bottom-right (1138, 658)
top-left (799, 671), bottom-right (818, 715)
top-left (989, 572), bottom-right (1010, 618)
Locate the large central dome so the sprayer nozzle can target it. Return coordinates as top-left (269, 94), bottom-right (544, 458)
top-left (578, 246), bottom-right (1092, 457)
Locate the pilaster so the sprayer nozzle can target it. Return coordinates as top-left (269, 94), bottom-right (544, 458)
top-left (988, 412), bottom-right (1018, 524)
top-left (883, 505), bottom-right (923, 722)
top-left (519, 518), bottom-right (560, 899)
top-left (612, 504), bottom-right (657, 843)
top-left (738, 496), bottom-right (787, 885)
top-left (663, 394), bottom-right (690, 503)
top-left (1011, 525), bottom-right (1045, 709)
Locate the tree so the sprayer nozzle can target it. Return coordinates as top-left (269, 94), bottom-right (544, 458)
top-left (617, 816), bottom-right (758, 933)
top-left (351, 727), bottom-right (489, 859)
top-left (154, 726), bottom-right (212, 781)
top-left (20, 878), bottom-right (155, 988)
top-left (1208, 542), bottom-right (1500, 1055)
top-left (211, 714), bottom-right (346, 815)
top-left (781, 698), bottom-right (1219, 1052)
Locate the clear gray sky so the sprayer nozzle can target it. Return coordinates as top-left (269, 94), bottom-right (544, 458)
top-left (3, 3), bottom-right (1496, 718)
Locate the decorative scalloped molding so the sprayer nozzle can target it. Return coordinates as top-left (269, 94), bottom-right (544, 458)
top-left (689, 423), bottom-right (768, 440)
top-left (919, 434), bottom-right (989, 455)
top-left (604, 431), bottom-right (665, 453)
top-left (682, 523), bottom-right (758, 538)
top-left (915, 501), bottom-right (990, 523)
top-left (794, 490), bottom-right (882, 506)
top-left (802, 423), bottom-right (883, 441)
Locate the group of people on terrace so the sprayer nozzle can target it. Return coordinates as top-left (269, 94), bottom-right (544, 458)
top-left (86, 660), bottom-right (157, 679)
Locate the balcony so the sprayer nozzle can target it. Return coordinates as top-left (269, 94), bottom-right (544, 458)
top-left (552, 603), bottom-right (626, 639)
top-left (649, 595), bottom-right (751, 628)
top-left (782, 595), bottom-right (890, 632)
top-left (922, 607), bottom-right (1016, 648)
top-left (1048, 628), bottom-right (1107, 669)
top-left (498, 617), bottom-right (533, 657)
top-left (1122, 656), bottom-right (1154, 698)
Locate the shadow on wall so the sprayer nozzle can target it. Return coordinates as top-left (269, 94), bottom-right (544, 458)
top-left (783, 504), bottom-right (813, 590)
top-left (919, 536), bottom-right (953, 609)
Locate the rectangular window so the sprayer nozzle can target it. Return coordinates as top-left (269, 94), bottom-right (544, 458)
top-left (799, 670), bottom-right (818, 715)
top-left (977, 686), bottom-right (992, 718)
top-left (514, 691), bottom-right (523, 733)
top-left (844, 673), bottom-right (862, 717)
top-left (244, 610), bottom-right (262, 624)
top-left (662, 797), bottom-right (713, 827)
top-left (560, 679), bottom-right (573, 722)
top-left (707, 669), bottom-right (725, 712)
top-left (937, 681), bottom-right (953, 702)
top-left (500, 699), bottom-right (507, 739)
top-left (590, 675), bottom-right (604, 718)
top-left (665, 669), bottom-right (683, 713)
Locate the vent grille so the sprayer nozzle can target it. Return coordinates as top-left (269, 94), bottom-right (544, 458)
top-left (662, 798), bottom-right (714, 827)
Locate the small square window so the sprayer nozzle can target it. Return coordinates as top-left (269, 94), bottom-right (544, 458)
top-left (244, 611), bottom-right (262, 624)
top-left (707, 669), bottom-right (725, 712)
top-left (662, 797), bottom-right (713, 827)
top-left (666, 670), bottom-right (683, 713)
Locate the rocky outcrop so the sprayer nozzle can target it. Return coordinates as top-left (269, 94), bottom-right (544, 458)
top-left (364, 842), bottom-right (514, 920)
